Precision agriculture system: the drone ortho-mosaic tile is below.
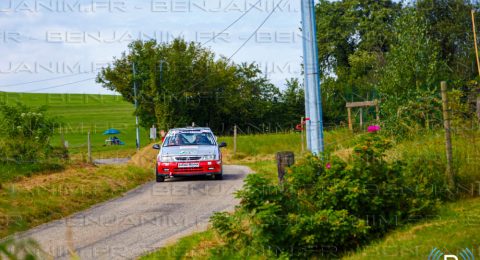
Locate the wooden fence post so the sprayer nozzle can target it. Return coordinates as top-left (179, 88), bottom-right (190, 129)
top-left (233, 124), bottom-right (237, 157)
top-left (375, 99), bottom-right (380, 122)
top-left (347, 107), bottom-right (353, 131)
top-left (476, 96), bottom-right (480, 122)
top-left (276, 151), bottom-right (295, 184)
top-left (300, 117), bottom-right (305, 153)
top-left (87, 131), bottom-right (92, 164)
top-left (441, 81), bottom-right (455, 190)
top-left (359, 108), bottom-right (363, 130)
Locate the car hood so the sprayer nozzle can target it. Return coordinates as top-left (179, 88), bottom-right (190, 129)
top-left (160, 145), bottom-right (217, 157)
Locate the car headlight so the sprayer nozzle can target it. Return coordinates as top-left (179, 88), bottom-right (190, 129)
top-left (202, 155), bottom-right (215, 161)
top-left (160, 156), bottom-right (174, 162)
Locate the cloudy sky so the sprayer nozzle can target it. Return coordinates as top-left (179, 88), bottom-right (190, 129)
top-left (0, 0), bottom-right (304, 94)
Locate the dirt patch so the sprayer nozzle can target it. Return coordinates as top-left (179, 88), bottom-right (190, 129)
top-left (130, 144), bottom-right (158, 169)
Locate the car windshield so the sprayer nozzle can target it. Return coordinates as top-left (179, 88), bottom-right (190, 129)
top-left (163, 132), bottom-right (216, 147)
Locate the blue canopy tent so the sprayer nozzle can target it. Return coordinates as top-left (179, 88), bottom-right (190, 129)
top-left (103, 129), bottom-right (125, 145)
top-left (103, 128), bottom-right (121, 135)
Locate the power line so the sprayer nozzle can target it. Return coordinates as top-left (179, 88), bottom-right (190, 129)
top-left (24, 77), bottom-right (96, 93)
top-left (178, 0), bottom-right (285, 95)
top-left (228, 0), bottom-right (285, 60)
top-left (0, 73), bottom-right (92, 89)
top-left (200, 0), bottom-right (262, 47)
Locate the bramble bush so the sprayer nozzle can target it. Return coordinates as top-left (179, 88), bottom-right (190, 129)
top-left (211, 132), bottom-right (440, 258)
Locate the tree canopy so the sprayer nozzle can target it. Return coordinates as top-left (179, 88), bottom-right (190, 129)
top-left (97, 39), bottom-right (304, 133)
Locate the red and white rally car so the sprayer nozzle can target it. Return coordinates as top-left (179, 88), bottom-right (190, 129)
top-left (152, 127), bottom-right (227, 182)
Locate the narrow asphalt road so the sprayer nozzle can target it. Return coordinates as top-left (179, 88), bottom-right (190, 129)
top-left (18, 165), bottom-right (251, 260)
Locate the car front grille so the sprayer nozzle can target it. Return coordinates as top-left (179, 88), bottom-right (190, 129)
top-left (175, 156), bottom-right (202, 161)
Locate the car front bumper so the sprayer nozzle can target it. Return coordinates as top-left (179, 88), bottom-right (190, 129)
top-left (156, 160), bottom-right (222, 177)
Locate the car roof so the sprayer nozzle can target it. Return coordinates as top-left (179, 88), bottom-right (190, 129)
top-left (169, 127), bottom-right (213, 133)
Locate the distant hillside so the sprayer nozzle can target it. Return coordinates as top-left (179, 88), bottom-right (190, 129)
top-left (0, 92), bottom-right (149, 153)
top-left (0, 92), bottom-right (135, 131)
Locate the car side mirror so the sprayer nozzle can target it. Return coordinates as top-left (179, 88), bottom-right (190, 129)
top-left (152, 144), bottom-right (161, 150)
top-left (218, 142), bottom-right (227, 148)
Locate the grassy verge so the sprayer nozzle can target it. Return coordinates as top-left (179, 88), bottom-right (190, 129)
top-left (0, 163), bottom-right (153, 238)
top-left (140, 230), bottom-right (222, 260)
top-left (0, 163), bottom-right (65, 184)
top-left (344, 198), bottom-right (480, 259)
top-left (140, 198), bottom-right (480, 260)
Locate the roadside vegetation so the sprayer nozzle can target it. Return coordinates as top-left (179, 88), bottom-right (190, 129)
top-left (0, 99), bottom-right (157, 236)
top-left (0, 164), bottom-right (151, 238)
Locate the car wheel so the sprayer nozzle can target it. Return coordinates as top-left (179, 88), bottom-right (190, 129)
top-left (214, 173), bottom-right (223, 180)
top-left (155, 169), bottom-right (165, 182)
top-left (156, 174), bottom-right (165, 182)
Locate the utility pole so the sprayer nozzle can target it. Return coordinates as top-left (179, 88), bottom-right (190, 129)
top-left (133, 63), bottom-right (140, 151)
top-left (301, 0), bottom-right (324, 154)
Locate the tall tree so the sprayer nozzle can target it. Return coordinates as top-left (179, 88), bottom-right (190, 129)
top-left (315, 0), bottom-right (401, 123)
top-left (96, 39), bottom-right (294, 133)
top-left (416, 0), bottom-right (478, 80)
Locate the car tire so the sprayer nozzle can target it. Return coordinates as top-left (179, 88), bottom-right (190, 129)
top-left (214, 173), bottom-right (223, 180)
top-left (156, 175), bottom-right (165, 182)
top-left (155, 169), bottom-right (165, 182)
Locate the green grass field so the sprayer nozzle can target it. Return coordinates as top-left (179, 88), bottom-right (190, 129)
top-left (0, 92), bottom-right (150, 159)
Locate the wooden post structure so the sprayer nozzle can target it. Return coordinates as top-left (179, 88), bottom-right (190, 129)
top-left (359, 108), bottom-right (364, 130)
top-left (233, 124), bottom-right (237, 157)
top-left (276, 151), bottom-right (295, 184)
top-left (87, 131), bottom-right (92, 163)
top-left (472, 10), bottom-right (480, 77)
top-left (346, 99), bottom-right (379, 131)
top-left (347, 107), bottom-right (353, 131)
top-left (477, 96), bottom-right (480, 122)
top-left (441, 81), bottom-right (455, 190)
top-left (301, 117), bottom-right (305, 153)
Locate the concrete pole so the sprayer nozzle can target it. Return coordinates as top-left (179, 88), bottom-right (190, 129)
top-left (301, 0), bottom-right (324, 154)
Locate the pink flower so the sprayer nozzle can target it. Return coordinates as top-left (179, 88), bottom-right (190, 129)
top-left (367, 125), bottom-right (381, 133)
top-left (326, 163), bottom-right (332, 169)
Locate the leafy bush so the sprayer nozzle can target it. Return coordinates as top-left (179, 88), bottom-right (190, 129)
top-left (211, 133), bottom-right (439, 258)
top-left (0, 102), bottom-right (64, 163)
